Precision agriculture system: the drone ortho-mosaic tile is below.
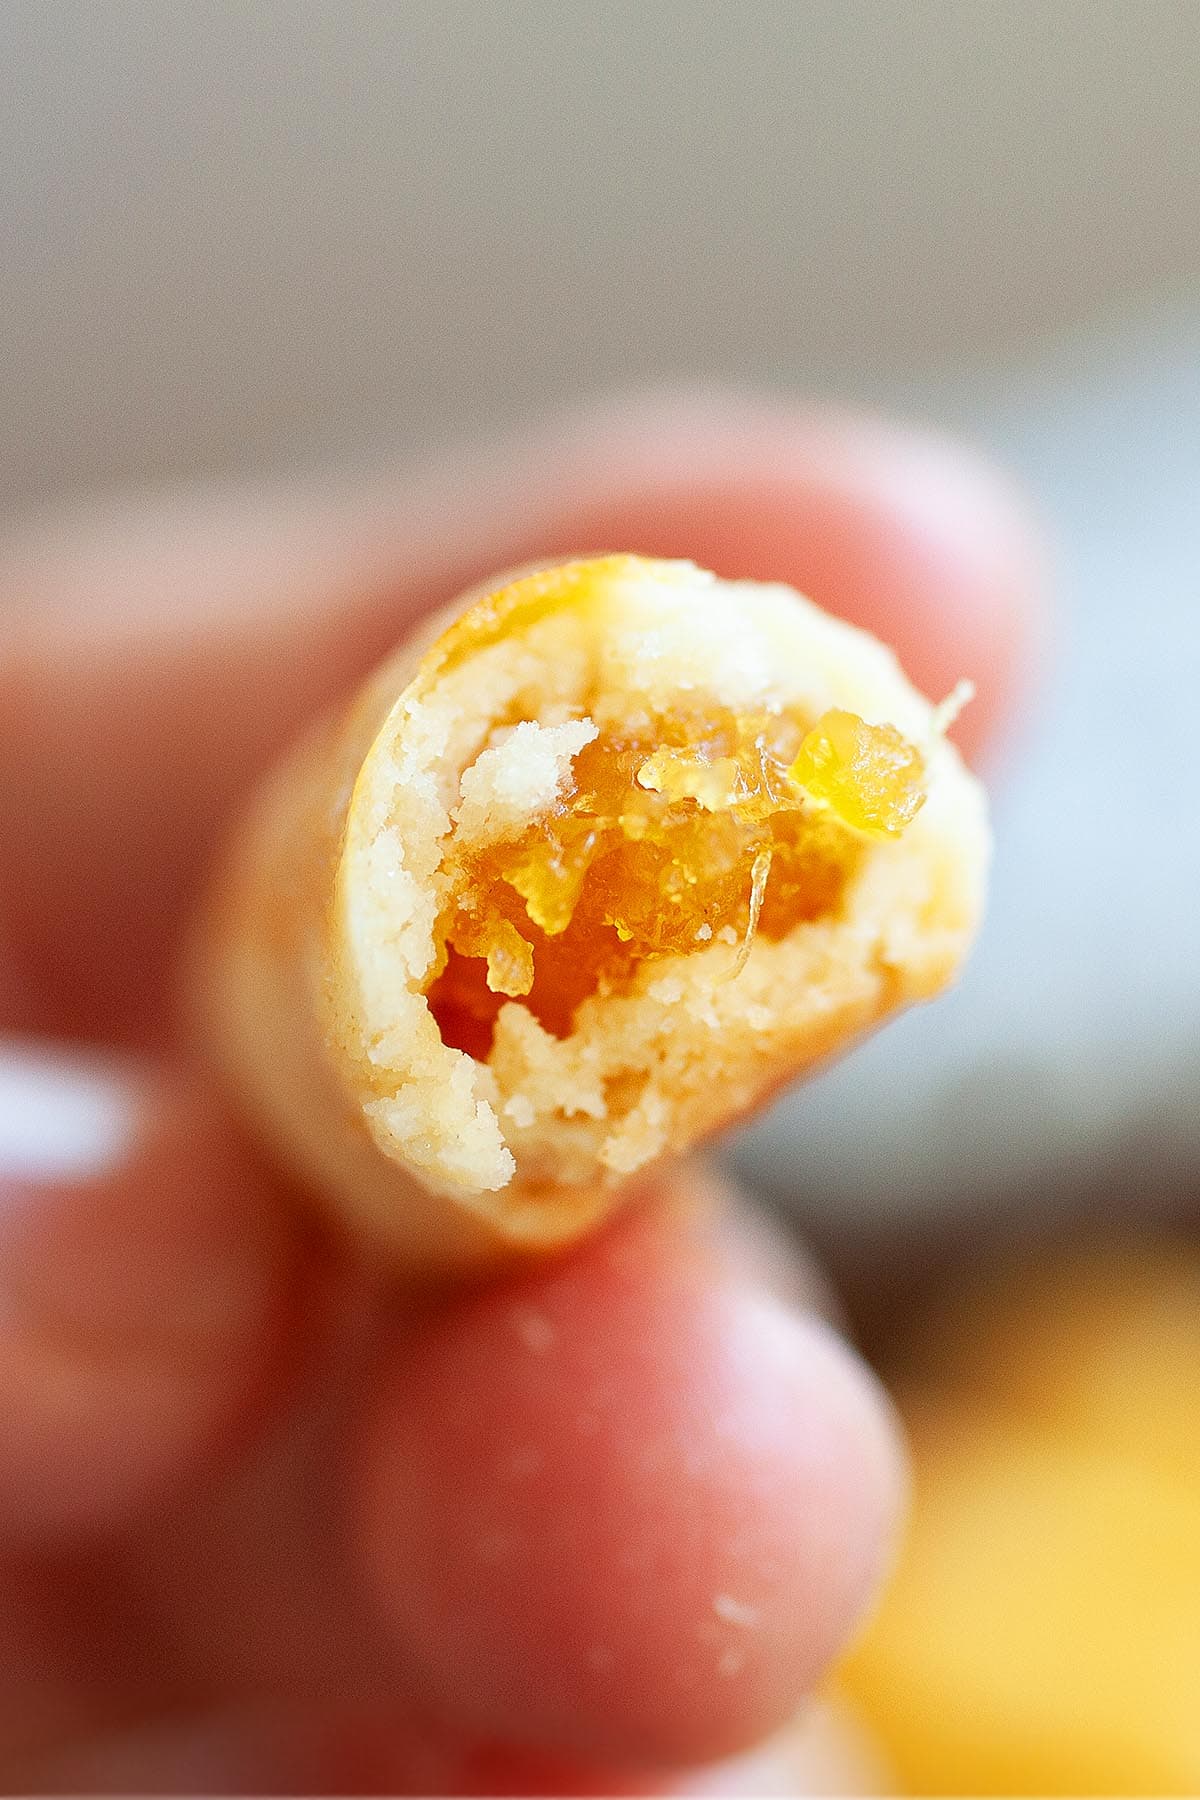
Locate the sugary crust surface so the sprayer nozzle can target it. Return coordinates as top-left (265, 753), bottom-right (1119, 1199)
top-left (199, 556), bottom-right (988, 1270)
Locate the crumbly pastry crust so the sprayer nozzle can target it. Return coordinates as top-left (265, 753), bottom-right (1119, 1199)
top-left (197, 556), bottom-right (989, 1272)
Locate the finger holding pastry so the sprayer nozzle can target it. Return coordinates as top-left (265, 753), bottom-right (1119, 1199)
top-left (0, 394), bottom-right (1047, 1797)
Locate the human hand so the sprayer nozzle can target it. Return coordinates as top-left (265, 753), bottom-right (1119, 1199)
top-left (0, 394), bottom-right (1042, 1793)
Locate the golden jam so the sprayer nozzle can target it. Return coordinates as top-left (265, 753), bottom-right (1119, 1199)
top-left (427, 705), bottom-right (925, 1057)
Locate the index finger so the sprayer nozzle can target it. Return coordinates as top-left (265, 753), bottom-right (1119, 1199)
top-left (0, 393), bottom-right (1046, 1042)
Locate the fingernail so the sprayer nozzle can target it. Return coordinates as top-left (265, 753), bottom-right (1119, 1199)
top-left (0, 1039), bottom-right (139, 1183)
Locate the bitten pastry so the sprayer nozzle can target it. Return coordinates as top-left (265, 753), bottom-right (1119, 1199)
top-left (196, 555), bottom-right (988, 1271)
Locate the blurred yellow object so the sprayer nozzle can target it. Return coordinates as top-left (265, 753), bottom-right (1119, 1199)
top-left (838, 1239), bottom-right (1200, 1794)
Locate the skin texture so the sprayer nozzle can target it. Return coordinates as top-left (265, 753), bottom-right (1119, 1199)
top-left (0, 392), bottom-right (1044, 1793)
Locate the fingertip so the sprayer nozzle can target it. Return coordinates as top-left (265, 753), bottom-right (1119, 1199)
top-left (356, 1201), bottom-right (903, 1768)
top-left (0, 1043), bottom-right (295, 1539)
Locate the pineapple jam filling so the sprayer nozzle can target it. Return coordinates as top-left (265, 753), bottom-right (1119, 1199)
top-left (425, 699), bottom-right (927, 1060)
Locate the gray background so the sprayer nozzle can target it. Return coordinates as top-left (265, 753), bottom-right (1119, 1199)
top-left (3, 2), bottom-right (1199, 1250)
top-left (3, 1), bottom-right (1199, 506)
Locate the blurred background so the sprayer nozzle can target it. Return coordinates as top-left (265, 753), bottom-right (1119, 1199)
top-left (4, 3), bottom-right (1200, 1791)
top-left (3, 2), bottom-right (1199, 501)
